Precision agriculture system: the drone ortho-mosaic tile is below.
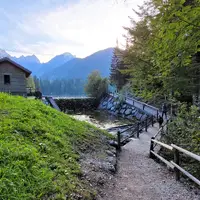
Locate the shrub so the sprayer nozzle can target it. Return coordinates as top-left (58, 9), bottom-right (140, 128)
top-left (84, 71), bottom-right (108, 100)
top-left (163, 104), bottom-right (200, 179)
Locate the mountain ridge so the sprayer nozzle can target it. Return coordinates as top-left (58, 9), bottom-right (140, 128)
top-left (0, 48), bottom-right (114, 79)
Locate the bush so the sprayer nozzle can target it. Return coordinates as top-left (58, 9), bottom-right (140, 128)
top-left (84, 71), bottom-right (108, 100)
top-left (163, 104), bottom-right (200, 179)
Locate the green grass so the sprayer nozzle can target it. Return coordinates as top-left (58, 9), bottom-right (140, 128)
top-left (0, 93), bottom-right (112, 200)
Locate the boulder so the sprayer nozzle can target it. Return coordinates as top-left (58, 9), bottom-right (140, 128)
top-left (102, 101), bottom-right (107, 106)
top-left (107, 103), bottom-right (113, 110)
top-left (111, 106), bottom-right (115, 111)
top-left (120, 109), bottom-right (125, 114)
top-left (125, 109), bottom-right (132, 115)
top-left (105, 150), bottom-right (116, 157)
top-left (122, 104), bottom-right (127, 109)
top-left (114, 110), bottom-right (119, 115)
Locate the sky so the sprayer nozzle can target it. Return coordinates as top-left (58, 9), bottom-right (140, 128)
top-left (0, 0), bottom-right (143, 62)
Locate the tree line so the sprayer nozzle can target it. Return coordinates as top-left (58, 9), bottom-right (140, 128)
top-left (27, 76), bottom-right (85, 96)
top-left (111, 0), bottom-right (200, 105)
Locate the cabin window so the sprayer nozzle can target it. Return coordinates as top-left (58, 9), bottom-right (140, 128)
top-left (4, 75), bottom-right (11, 85)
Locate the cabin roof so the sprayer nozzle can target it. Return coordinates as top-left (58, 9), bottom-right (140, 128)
top-left (0, 57), bottom-right (32, 78)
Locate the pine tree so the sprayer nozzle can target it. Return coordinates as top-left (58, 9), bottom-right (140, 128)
top-left (110, 40), bottom-right (129, 90)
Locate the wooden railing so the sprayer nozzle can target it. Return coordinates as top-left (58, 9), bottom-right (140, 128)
top-left (149, 138), bottom-right (200, 186)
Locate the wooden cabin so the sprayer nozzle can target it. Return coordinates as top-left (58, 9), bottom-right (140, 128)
top-left (0, 57), bottom-right (31, 96)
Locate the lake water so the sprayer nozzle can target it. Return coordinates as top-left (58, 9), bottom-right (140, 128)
top-left (72, 110), bottom-right (131, 131)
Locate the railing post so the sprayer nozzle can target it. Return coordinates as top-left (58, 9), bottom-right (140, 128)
top-left (137, 123), bottom-right (140, 138)
top-left (151, 115), bottom-right (154, 127)
top-left (174, 148), bottom-right (180, 181)
top-left (117, 131), bottom-right (121, 152)
top-left (149, 136), bottom-right (155, 158)
top-left (145, 117), bottom-right (148, 132)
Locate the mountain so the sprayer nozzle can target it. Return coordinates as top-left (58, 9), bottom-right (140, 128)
top-left (0, 48), bottom-right (114, 79)
top-left (42, 48), bottom-right (114, 80)
top-left (0, 49), bottom-right (41, 73)
top-left (0, 49), bottom-right (11, 59)
top-left (12, 55), bottom-right (41, 73)
top-left (36, 53), bottom-right (75, 76)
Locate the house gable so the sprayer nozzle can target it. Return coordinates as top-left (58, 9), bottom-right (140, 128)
top-left (0, 57), bottom-right (31, 77)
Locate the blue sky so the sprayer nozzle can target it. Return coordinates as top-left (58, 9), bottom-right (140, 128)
top-left (0, 0), bottom-right (143, 62)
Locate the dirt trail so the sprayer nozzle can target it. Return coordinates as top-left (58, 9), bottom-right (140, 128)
top-left (99, 123), bottom-right (200, 200)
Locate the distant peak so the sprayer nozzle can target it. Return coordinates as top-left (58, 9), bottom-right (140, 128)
top-left (61, 52), bottom-right (75, 58)
top-left (0, 49), bottom-right (11, 58)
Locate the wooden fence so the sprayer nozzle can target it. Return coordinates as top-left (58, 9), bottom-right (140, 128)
top-left (149, 138), bottom-right (200, 186)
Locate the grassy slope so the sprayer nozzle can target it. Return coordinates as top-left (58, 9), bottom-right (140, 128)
top-left (0, 93), bottom-right (111, 200)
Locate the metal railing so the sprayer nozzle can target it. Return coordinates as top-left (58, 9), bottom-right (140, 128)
top-left (108, 93), bottom-right (161, 120)
top-left (117, 115), bottom-right (155, 150)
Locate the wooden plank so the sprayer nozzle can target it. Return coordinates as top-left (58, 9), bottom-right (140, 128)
top-left (151, 139), bottom-right (173, 151)
top-left (174, 149), bottom-right (180, 180)
top-left (171, 144), bottom-right (200, 162)
top-left (151, 151), bottom-right (174, 169)
top-left (171, 161), bottom-right (200, 186)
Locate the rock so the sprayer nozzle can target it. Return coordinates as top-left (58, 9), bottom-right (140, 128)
top-left (114, 110), bottom-right (119, 115)
top-left (127, 115), bottom-right (134, 120)
top-left (102, 101), bottom-right (107, 106)
top-left (108, 140), bottom-right (118, 148)
top-left (107, 103), bottom-right (113, 110)
top-left (106, 150), bottom-right (116, 157)
top-left (97, 177), bottom-right (105, 185)
top-left (113, 101), bottom-right (117, 106)
top-left (111, 106), bottom-right (115, 111)
top-left (120, 109), bottom-right (125, 114)
top-left (125, 109), bottom-right (132, 115)
top-left (102, 162), bottom-right (116, 173)
top-left (122, 104), bottom-right (127, 109)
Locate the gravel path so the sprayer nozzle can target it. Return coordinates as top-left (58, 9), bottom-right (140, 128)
top-left (99, 124), bottom-right (200, 200)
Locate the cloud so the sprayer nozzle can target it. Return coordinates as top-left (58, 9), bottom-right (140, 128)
top-left (0, 0), bottom-right (144, 62)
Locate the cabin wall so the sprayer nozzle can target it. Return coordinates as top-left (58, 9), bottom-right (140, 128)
top-left (0, 62), bottom-right (27, 96)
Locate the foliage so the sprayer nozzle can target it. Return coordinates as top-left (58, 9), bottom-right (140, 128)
top-left (0, 93), bottom-right (111, 199)
top-left (163, 104), bottom-right (200, 179)
top-left (123, 0), bottom-right (200, 102)
top-left (110, 47), bottom-right (129, 90)
top-left (26, 76), bottom-right (36, 92)
top-left (85, 71), bottom-right (108, 100)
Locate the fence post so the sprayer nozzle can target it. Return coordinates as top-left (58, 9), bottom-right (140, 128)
top-left (174, 149), bottom-right (180, 181)
top-left (117, 131), bottom-right (121, 152)
top-left (145, 117), bottom-right (148, 132)
top-left (137, 123), bottom-right (140, 138)
top-left (149, 136), bottom-right (155, 158)
top-left (151, 115), bottom-right (154, 127)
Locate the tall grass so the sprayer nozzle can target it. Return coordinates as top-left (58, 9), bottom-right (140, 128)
top-left (0, 93), bottom-right (109, 199)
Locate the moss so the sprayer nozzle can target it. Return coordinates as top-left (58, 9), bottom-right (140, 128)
top-left (0, 93), bottom-right (112, 199)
